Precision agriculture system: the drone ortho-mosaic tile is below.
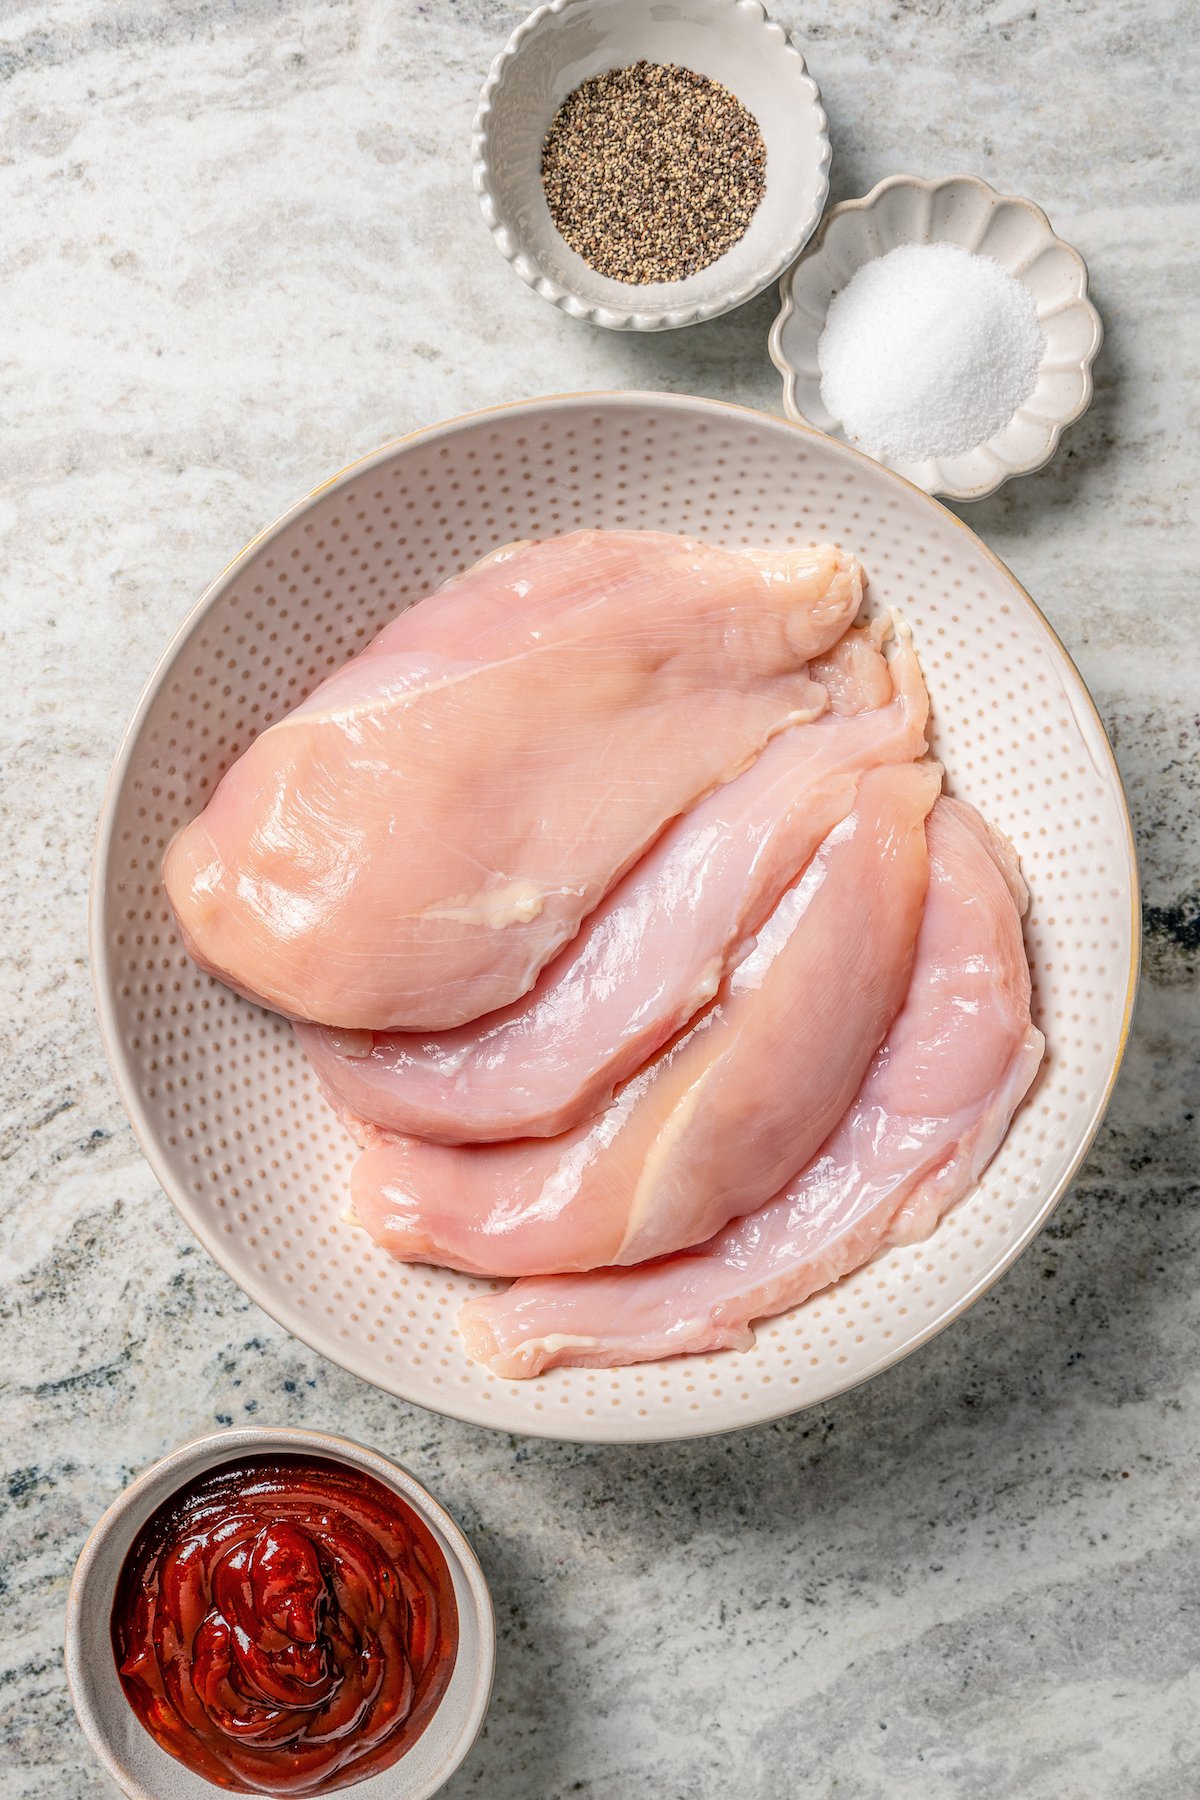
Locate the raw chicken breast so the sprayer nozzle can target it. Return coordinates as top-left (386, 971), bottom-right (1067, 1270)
top-left (350, 761), bottom-right (940, 1277)
top-left (297, 620), bottom-right (929, 1142)
top-left (458, 797), bottom-right (1044, 1377)
top-left (164, 531), bottom-right (863, 1031)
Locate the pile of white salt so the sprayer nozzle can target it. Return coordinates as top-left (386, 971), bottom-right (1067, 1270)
top-left (817, 241), bottom-right (1045, 463)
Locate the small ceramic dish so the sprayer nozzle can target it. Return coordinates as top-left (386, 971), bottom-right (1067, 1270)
top-left (472, 0), bottom-right (830, 331)
top-left (768, 173), bottom-right (1103, 500)
top-left (64, 1427), bottom-right (495, 1800)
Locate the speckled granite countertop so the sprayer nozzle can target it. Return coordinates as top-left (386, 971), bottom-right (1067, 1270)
top-left (1, 1), bottom-right (1197, 1795)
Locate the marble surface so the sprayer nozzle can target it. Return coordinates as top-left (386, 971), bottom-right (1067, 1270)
top-left (1, 0), bottom-right (1197, 1794)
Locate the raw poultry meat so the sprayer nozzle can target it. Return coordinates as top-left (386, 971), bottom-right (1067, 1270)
top-left (458, 797), bottom-right (1045, 1377)
top-left (296, 620), bottom-right (930, 1143)
top-left (349, 761), bottom-right (941, 1276)
top-left (163, 530), bottom-right (863, 1031)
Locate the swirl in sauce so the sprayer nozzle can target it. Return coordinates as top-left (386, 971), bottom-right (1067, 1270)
top-left (111, 1455), bottom-right (458, 1795)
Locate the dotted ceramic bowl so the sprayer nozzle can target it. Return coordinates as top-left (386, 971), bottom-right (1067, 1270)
top-left (91, 392), bottom-right (1138, 1445)
top-left (472, 0), bottom-right (830, 330)
top-left (768, 173), bottom-right (1104, 500)
top-left (64, 1426), bottom-right (495, 1799)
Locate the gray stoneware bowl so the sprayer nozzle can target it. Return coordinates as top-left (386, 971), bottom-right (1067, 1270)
top-left (64, 1427), bottom-right (495, 1800)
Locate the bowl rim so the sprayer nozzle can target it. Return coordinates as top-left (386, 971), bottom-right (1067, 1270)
top-left (89, 388), bottom-right (1141, 1445)
top-left (63, 1425), bottom-right (496, 1800)
top-left (470, 0), bottom-right (831, 332)
top-left (767, 171), bottom-right (1105, 500)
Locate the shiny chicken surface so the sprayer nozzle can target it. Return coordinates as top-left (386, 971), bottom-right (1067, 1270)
top-left (164, 531), bottom-right (862, 1031)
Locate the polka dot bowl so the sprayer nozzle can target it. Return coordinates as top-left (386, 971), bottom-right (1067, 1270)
top-left (91, 392), bottom-right (1138, 1444)
top-left (768, 173), bottom-right (1104, 501)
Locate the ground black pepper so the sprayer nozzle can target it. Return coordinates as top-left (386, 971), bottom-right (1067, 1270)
top-left (540, 60), bottom-right (767, 285)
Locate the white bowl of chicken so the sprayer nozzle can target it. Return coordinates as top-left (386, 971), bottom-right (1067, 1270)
top-left (92, 392), bottom-right (1138, 1443)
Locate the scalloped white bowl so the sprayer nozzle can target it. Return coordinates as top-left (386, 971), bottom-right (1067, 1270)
top-left (472, 0), bottom-right (830, 330)
top-left (91, 393), bottom-right (1137, 1445)
top-left (769, 174), bottom-right (1103, 500)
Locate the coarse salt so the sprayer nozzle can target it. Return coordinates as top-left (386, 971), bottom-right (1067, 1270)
top-left (817, 242), bottom-right (1045, 463)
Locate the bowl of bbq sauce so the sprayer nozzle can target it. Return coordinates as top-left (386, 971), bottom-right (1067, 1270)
top-left (65, 1428), bottom-right (494, 1799)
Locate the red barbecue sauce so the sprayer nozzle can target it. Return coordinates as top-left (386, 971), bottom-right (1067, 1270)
top-left (111, 1456), bottom-right (459, 1795)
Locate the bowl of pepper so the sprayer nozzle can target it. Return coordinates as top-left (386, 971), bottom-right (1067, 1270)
top-left (64, 1427), bottom-right (495, 1799)
top-left (473, 0), bottom-right (830, 330)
